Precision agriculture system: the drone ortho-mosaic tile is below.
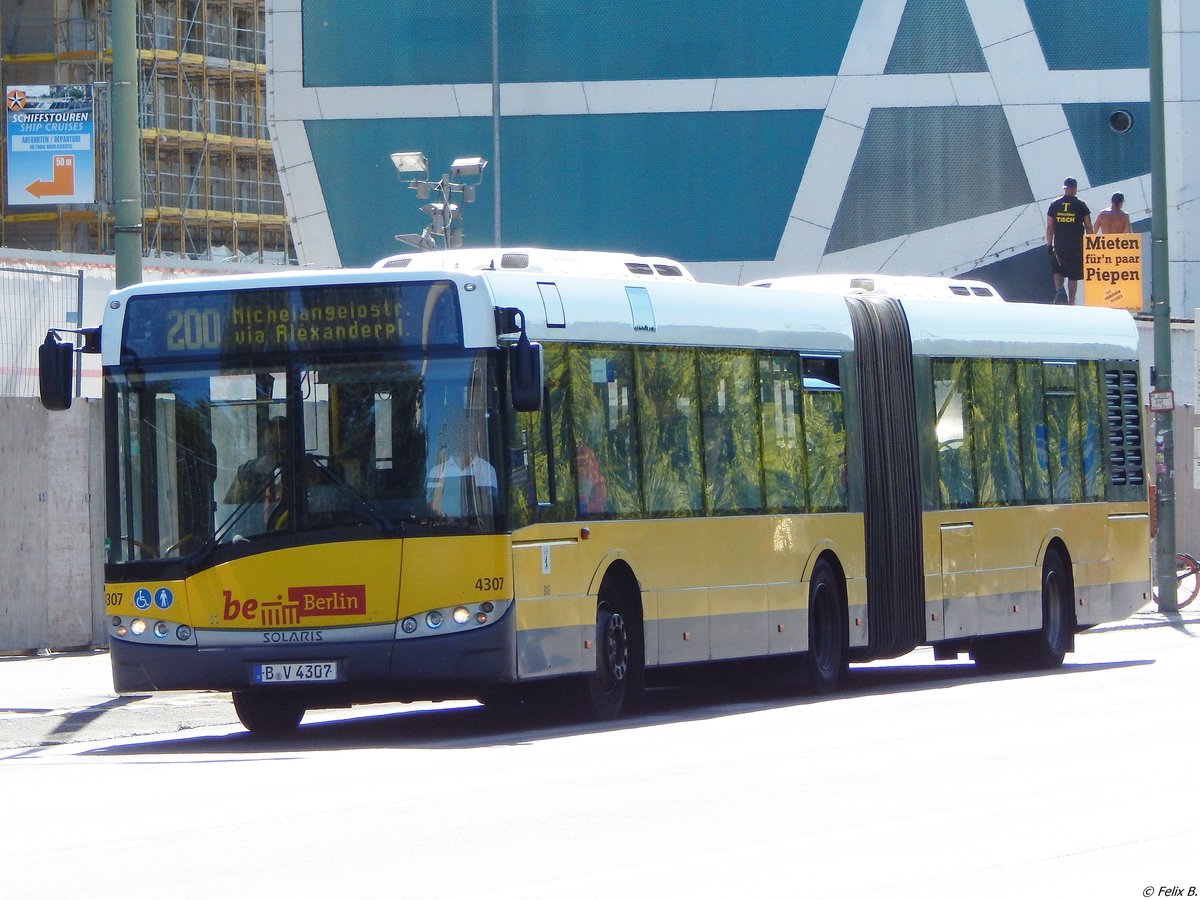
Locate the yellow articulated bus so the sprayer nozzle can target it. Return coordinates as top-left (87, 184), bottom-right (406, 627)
top-left (38, 250), bottom-right (1148, 734)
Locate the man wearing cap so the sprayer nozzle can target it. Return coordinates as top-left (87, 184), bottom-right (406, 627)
top-left (1094, 192), bottom-right (1131, 234)
top-left (1045, 176), bottom-right (1093, 304)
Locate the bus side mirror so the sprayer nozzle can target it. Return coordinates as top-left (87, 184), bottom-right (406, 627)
top-left (509, 331), bottom-right (543, 412)
top-left (39, 331), bottom-right (75, 411)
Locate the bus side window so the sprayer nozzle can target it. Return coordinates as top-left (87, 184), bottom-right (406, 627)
top-left (699, 349), bottom-right (763, 514)
top-left (571, 345), bottom-right (641, 518)
top-left (802, 356), bottom-right (847, 512)
top-left (635, 347), bottom-right (703, 516)
top-left (1077, 361), bottom-right (1105, 501)
top-left (759, 354), bottom-right (806, 512)
top-left (1017, 362), bottom-right (1050, 503)
top-left (509, 342), bottom-right (572, 524)
top-left (1044, 362), bottom-right (1083, 503)
top-left (970, 359), bottom-right (1024, 506)
top-left (933, 359), bottom-right (976, 509)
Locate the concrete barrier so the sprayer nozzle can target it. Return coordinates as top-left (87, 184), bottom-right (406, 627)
top-left (0, 397), bottom-right (105, 653)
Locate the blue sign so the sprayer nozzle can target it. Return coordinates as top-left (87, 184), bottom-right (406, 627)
top-left (5, 84), bottom-right (95, 206)
top-left (154, 588), bottom-right (174, 610)
top-left (133, 588), bottom-right (152, 610)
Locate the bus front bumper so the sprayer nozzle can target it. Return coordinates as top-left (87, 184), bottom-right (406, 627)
top-left (109, 605), bottom-right (517, 699)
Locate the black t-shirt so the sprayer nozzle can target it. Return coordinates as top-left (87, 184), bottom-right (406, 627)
top-left (1047, 194), bottom-right (1091, 256)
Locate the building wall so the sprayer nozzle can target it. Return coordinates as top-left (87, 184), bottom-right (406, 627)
top-left (268, 0), bottom-right (1197, 317)
top-left (0, 0), bottom-right (294, 263)
top-left (0, 397), bottom-right (104, 653)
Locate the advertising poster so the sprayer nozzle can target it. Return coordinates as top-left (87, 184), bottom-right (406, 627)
top-left (1082, 233), bottom-right (1143, 311)
top-left (5, 84), bottom-right (95, 205)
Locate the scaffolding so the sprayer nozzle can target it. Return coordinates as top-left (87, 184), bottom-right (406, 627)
top-left (0, 0), bottom-right (295, 264)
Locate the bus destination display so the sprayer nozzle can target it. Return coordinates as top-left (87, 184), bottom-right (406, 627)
top-left (121, 280), bottom-right (462, 361)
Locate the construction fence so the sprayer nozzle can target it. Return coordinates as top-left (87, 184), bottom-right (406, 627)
top-left (0, 264), bottom-right (84, 399)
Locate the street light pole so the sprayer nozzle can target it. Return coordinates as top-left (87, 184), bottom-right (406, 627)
top-left (390, 153), bottom-right (488, 250)
top-left (1149, 0), bottom-right (1177, 612)
top-left (111, 0), bottom-right (142, 288)
top-left (491, 0), bottom-right (502, 246)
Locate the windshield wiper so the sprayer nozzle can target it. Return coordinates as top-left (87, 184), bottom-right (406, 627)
top-left (188, 469), bottom-right (283, 564)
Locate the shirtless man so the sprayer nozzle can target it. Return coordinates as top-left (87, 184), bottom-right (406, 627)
top-left (1094, 192), bottom-right (1131, 234)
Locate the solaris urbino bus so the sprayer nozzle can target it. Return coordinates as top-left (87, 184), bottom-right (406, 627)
top-left (38, 249), bottom-right (1149, 734)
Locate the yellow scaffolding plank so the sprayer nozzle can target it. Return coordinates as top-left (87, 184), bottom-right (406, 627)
top-left (1, 53), bottom-right (57, 64)
top-left (4, 213), bottom-right (59, 223)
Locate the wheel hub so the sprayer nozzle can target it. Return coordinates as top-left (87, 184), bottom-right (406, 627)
top-left (600, 610), bottom-right (628, 689)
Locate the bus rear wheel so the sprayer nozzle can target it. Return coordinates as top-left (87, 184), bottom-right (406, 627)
top-left (1018, 549), bottom-right (1073, 669)
top-left (232, 689), bottom-right (306, 735)
top-left (971, 549), bottom-right (1073, 672)
top-left (802, 560), bottom-right (847, 693)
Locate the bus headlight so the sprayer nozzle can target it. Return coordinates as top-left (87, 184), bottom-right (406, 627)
top-left (153, 621), bottom-right (170, 638)
top-left (130, 618), bottom-right (147, 635)
top-left (176, 625), bottom-right (192, 641)
top-left (395, 600), bottom-right (509, 640)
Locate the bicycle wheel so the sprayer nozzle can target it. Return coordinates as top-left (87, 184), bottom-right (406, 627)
top-left (1174, 553), bottom-right (1200, 610)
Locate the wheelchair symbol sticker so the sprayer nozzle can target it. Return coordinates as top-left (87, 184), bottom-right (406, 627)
top-left (154, 588), bottom-right (174, 610)
top-left (133, 588), bottom-right (152, 610)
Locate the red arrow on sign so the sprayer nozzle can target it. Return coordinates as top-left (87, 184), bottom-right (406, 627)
top-left (25, 154), bottom-right (76, 198)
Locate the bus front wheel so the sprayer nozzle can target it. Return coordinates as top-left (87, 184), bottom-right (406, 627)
top-left (232, 689), bottom-right (306, 735)
top-left (583, 590), bottom-right (644, 720)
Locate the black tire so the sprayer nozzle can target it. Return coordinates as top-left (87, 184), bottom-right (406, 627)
top-left (583, 595), bottom-right (643, 720)
top-left (1019, 549), bottom-right (1073, 669)
top-left (232, 689), bottom-right (306, 735)
top-left (802, 559), bottom-right (847, 693)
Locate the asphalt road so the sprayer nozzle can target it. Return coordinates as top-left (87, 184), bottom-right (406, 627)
top-left (2, 605), bottom-right (1198, 899)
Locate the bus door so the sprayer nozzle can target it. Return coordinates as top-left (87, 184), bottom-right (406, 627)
top-left (939, 522), bottom-right (979, 638)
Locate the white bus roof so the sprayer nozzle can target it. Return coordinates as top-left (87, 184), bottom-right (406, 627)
top-left (748, 273), bottom-right (1005, 302)
top-left (374, 247), bottom-right (696, 282)
top-left (750, 273), bottom-right (1135, 359)
top-left (100, 255), bottom-right (1137, 365)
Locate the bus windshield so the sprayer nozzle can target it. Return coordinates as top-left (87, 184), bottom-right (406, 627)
top-left (107, 351), bottom-right (502, 563)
